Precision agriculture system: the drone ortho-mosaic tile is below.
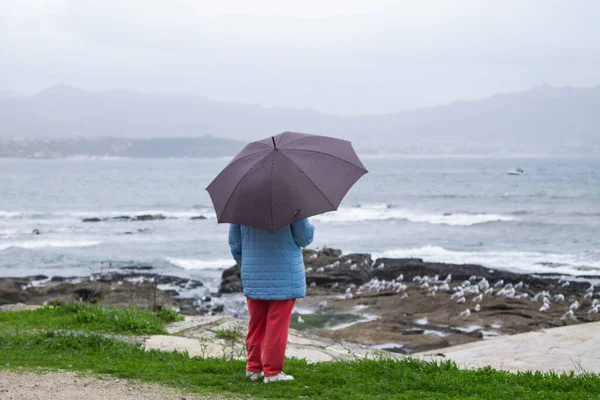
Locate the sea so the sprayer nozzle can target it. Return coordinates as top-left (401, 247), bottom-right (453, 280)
top-left (1, 156), bottom-right (599, 295)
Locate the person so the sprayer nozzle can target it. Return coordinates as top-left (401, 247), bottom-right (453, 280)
top-left (228, 219), bottom-right (315, 383)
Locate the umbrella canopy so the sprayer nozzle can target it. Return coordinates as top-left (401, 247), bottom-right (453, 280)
top-left (206, 131), bottom-right (367, 233)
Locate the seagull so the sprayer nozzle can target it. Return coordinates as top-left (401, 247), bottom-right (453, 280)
top-left (450, 291), bottom-right (464, 300)
top-left (443, 274), bottom-right (452, 283)
top-left (504, 283), bottom-right (513, 290)
top-left (316, 267), bottom-right (325, 272)
top-left (539, 303), bottom-right (550, 312)
top-left (420, 282), bottom-right (430, 289)
top-left (592, 299), bottom-right (600, 307)
top-left (332, 282), bottom-right (339, 289)
top-left (456, 297), bottom-right (466, 304)
top-left (350, 264), bottom-right (358, 270)
top-left (310, 282), bottom-right (317, 287)
top-left (484, 288), bottom-right (494, 295)
top-left (474, 304), bottom-right (481, 312)
top-left (561, 309), bottom-right (575, 320)
top-left (543, 297), bottom-right (551, 305)
top-left (469, 275), bottom-right (477, 282)
top-left (494, 280), bottom-right (504, 288)
top-left (431, 274), bottom-right (439, 283)
top-left (428, 285), bottom-right (438, 293)
top-left (298, 315), bottom-right (305, 323)
top-left (438, 283), bottom-right (451, 291)
top-left (472, 294), bottom-right (483, 303)
top-left (561, 281), bottom-right (570, 287)
top-left (344, 292), bottom-right (353, 300)
top-left (514, 281), bottom-right (524, 289)
top-left (570, 301), bottom-right (579, 311)
top-left (459, 309), bottom-right (471, 318)
top-left (461, 280), bottom-right (471, 288)
top-left (344, 259), bottom-right (352, 265)
top-left (587, 284), bottom-right (595, 293)
top-left (412, 275), bottom-right (422, 282)
top-left (396, 274), bottom-right (404, 282)
top-left (588, 306), bottom-right (599, 314)
top-left (317, 301), bottom-right (328, 309)
top-left (345, 287), bottom-right (352, 294)
top-left (400, 293), bottom-right (409, 299)
top-left (376, 263), bottom-right (385, 270)
top-left (306, 267), bottom-right (313, 272)
top-left (554, 294), bottom-right (565, 302)
top-left (584, 292), bottom-right (593, 299)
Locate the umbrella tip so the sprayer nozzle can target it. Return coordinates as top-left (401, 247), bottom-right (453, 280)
top-left (272, 136), bottom-right (276, 149)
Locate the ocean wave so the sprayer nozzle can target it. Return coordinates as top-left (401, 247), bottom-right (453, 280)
top-left (311, 204), bottom-right (519, 226)
top-left (166, 257), bottom-right (234, 270)
top-left (0, 240), bottom-right (102, 251)
top-left (0, 209), bottom-right (217, 220)
top-left (372, 245), bottom-right (600, 276)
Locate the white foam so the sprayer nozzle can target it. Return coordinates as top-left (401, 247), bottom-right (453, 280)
top-left (0, 209), bottom-right (217, 220)
top-left (0, 240), bottom-right (102, 251)
top-left (311, 204), bottom-right (518, 226)
top-left (166, 257), bottom-right (234, 270)
top-left (373, 246), bottom-right (600, 276)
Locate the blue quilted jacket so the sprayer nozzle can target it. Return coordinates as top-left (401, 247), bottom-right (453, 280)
top-left (228, 219), bottom-right (315, 300)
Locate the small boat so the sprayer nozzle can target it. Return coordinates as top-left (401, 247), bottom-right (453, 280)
top-left (507, 168), bottom-right (524, 176)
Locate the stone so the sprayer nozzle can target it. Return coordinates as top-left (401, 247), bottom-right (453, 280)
top-left (82, 218), bottom-right (102, 222)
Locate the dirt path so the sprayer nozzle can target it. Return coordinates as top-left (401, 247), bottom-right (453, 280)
top-left (0, 370), bottom-right (231, 400)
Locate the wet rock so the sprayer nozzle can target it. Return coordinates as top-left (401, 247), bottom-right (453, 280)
top-left (212, 304), bottom-right (225, 313)
top-left (72, 287), bottom-right (103, 303)
top-left (0, 288), bottom-right (30, 306)
top-left (112, 216), bottom-right (131, 221)
top-left (32, 228), bottom-right (41, 235)
top-left (220, 265), bottom-right (242, 294)
top-left (190, 215), bottom-right (207, 220)
top-left (82, 218), bottom-right (101, 223)
top-left (134, 214), bottom-right (166, 221)
top-left (305, 252), bottom-right (373, 290)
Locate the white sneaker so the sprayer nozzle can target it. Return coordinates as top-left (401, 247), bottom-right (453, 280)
top-left (246, 371), bottom-right (264, 381)
top-left (264, 372), bottom-right (294, 383)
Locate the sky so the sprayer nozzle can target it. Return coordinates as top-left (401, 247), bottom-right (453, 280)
top-left (1, 0), bottom-right (599, 114)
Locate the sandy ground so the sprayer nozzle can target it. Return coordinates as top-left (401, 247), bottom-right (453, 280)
top-left (0, 370), bottom-right (231, 400)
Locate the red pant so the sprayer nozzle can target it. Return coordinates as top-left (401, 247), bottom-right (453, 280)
top-left (245, 298), bottom-right (295, 377)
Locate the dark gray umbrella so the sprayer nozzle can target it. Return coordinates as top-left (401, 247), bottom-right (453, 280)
top-left (206, 131), bottom-right (367, 232)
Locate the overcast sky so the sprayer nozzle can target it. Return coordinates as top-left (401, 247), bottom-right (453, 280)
top-left (1, 0), bottom-right (599, 114)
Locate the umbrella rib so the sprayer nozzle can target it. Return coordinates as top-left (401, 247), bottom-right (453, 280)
top-left (278, 151), bottom-right (336, 210)
top-left (219, 152), bottom-right (270, 220)
top-left (280, 148), bottom-right (367, 171)
top-left (269, 153), bottom-right (275, 232)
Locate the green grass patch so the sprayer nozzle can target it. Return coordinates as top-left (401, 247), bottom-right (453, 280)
top-left (1, 331), bottom-right (599, 399)
top-left (215, 327), bottom-right (243, 341)
top-left (0, 302), bottom-right (182, 335)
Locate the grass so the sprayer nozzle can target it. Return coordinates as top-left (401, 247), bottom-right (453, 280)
top-left (215, 327), bottom-right (244, 341)
top-left (1, 331), bottom-right (600, 399)
top-left (0, 302), bottom-right (182, 335)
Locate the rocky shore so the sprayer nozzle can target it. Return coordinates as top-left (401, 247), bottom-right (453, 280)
top-left (2, 247), bottom-right (599, 354)
top-left (221, 248), bottom-right (600, 353)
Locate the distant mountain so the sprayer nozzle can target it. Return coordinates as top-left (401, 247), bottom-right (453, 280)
top-left (0, 136), bottom-right (244, 159)
top-left (1, 84), bottom-right (599, 154)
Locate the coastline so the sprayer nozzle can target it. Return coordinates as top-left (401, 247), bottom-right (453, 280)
top-left (2, 247), bottom-right (599, 354)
